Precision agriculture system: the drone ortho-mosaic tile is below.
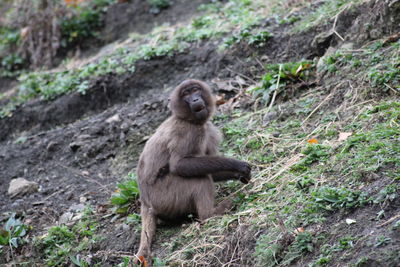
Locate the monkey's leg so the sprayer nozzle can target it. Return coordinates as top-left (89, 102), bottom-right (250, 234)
top-left (136, 204), bottom-right (156, 261)
top-left (194, 183), bottom-right (215, 221)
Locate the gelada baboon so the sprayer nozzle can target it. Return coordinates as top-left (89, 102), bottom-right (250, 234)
top-left (135, 79), bottom-right (251, 261)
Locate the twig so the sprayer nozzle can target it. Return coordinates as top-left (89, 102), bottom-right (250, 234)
top-left (331, 5), bottom-right (348, 42)
top-left (57, 164), bottom-right (112, 194)
top-left (301, 93), bottom-right (333, 125)
top-left (42, 185), bottom-right (71, 202)
top-left (332, 14), bottom-right (345, 41)
top-left (268, 64), bottom-right (282, 110)
top-left (225, 66), bottom-right (257, 84)
top-left (384, 83), bottom-right (399, 94)
top-left (377, 213), bottom-right (400, 228)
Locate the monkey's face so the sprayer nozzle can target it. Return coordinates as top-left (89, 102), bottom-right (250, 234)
top-left (181, 87), bottom-right (209, 121)
top-left (170, 80), bottom-right (215, 124)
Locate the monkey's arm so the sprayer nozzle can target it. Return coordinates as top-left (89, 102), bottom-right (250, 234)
top-left (212, 171), bottom-right (241, 182)
top-left (170, 155), bottom-right (251, 182)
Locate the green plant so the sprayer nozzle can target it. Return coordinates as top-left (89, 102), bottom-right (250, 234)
top-left (373, 184), bottom-right (398, 204)
top-left (37, 207), bottom-right (98, 266)
top-left (0, 214), bottom-right (28, 251)
top-left (111, 172), bottom-right (140, 214)
top-left (249, 61), bottom-right (313, 103)
top-left (148, 0), bottom-right (171, 14)
top-left (282, 232), bottom-right (314, 265)
top-left (291, 144), bottom-right (331, 172)
top-left (60, 0), bottom-right (112, 47)
top-left (70, 255), bottom-right (89, 267)
top-left (306, 186), bottom-right (369, 212)
top-left (374, 236), bottom-right (391, 247)
top-left (254, 232), bottom-right (283, 266)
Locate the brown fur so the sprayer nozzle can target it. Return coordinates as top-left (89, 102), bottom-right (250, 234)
top-left (135, 79), bottom-right (251, 261)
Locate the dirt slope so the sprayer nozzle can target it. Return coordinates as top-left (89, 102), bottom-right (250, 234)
top-left (0, 0), bottom-right (399, 266)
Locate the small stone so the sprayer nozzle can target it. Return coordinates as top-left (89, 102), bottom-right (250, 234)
top-left (345, 218), bottom-right (357, 225)
top-left (106, 114), bottom-right (120, 123)
top-left (81, 170), bottom-right (90, 176)
top-left (59, 212), bottom-right (73, 224)
top-left (69, 203), bottom-right (85, 212)
top-left (8, 178), bottom-right (39, 198)
top-left (80, 196), bottom-right (87, 203)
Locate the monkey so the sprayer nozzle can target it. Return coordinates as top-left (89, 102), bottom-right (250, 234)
top-left (135, 79), bottom-right (251, 262)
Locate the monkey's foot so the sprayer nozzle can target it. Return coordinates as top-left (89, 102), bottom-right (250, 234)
top-left (214, 198), bottom-right (234, 215)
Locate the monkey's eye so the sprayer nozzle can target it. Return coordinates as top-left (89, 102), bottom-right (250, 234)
top-left (181, 90), bottom-right (190, 97)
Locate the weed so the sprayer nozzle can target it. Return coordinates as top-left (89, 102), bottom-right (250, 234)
top-left (306, 186), bottom-right (369, 212)
top-left (250, 61), bottom-right (313, 104)
top-left (373, 184), bottom-right (398, 204)
top-left (312, 255), bottom-right (331, 266)
top-left (0, 213), bottom-right (28, 251)
top-left (374, 236), bottom-right (391, 247)
top-left (291, 144), bottom-right (331, 172)
top-left (148, 0), bottom-right (171, 14)
top-left (111, 172), bottom-right (140, 214)
top-left (61, 0), bottom-right (113, 47)
top-left (292, 0), bottom-right (363, 32)
top-left (36, 207), bottom-right (99, 266)
top-left (254, 231), bottom-right (283, 267)
top-left (282, 232), bottom-right (314, 265)
top-left (223, 28), bottom-right (272, 47)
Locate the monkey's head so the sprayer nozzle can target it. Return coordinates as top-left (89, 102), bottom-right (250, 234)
top-left (170, 79), bottom-right (215, 124)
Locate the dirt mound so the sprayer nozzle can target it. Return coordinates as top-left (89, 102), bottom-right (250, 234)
top-left (103, 0), bottom-right (208, 41)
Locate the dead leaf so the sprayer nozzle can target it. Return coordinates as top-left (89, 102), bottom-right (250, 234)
top-left (338, 132), bottom-right (352, 142)
top-left (138, 256), bottom-right (148, 267)
top-left (211, 78), bottom-right (237, 92)
top-left (294, 227), bottom-right (305, 235)
top-left (216, 94), bottom-right (227, 106)
top-left (295, 64), bottom-right (303, 74)
top-left (307, 138), bottom-right (318, 144)
top-left (20, 27), bottom-right (30, 39)
top-left (383, 32), bottom-right (400, 45)
top-left (234, 75), bottom-right (247, 86)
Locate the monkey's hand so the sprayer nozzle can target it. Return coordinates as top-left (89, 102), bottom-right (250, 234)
top-left (238, 162), bottom-right (251, 184)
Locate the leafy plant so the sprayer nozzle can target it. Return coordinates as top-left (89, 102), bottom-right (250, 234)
top-left (148, 0), bottom-right (171, 14)
top-left (282, 232), bottom-right (314, 265)
top-left (291, 144), bottom-right (331, 172)
top-left (111, 173), bottom-right (140, 214)
top-left (0, 213), bottom-right (28, 250)
top-left (61, 0), bottom-right (113, 47)
top-left (249, 61), bottom-right (313, 103)
top-left (306, 186), bottom-right (369, 212)
top-left (36, 207), bottom-right (98, 266)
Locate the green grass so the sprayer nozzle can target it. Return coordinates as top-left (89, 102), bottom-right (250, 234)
top-left (292, 0), bottom-right (363, 33)
top-left (35, 207), bottom-right (100, 267)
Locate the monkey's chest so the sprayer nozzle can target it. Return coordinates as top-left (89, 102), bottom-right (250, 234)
top-left (186, 130), bottom-right (209, 156)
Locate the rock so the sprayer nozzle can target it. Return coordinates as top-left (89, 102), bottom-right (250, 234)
top-left (311, 31), bottom-right (333, 56)
top-left (263, 111), bottom-right (279, 125)
top-left (79, 196), bottom-right (87, 203)
top-left (8, 178), bottom-right (39, 198)
top-left (316, 46), bottom-right (337, 73)
top-left (69, 203), bottom-right (85, 212)
top-left (106, 114), bottom-right (120, 123)
top-left (59, 212), bottom-right (73, 224)
top-left (340, 42), bottom-right (354, 50)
